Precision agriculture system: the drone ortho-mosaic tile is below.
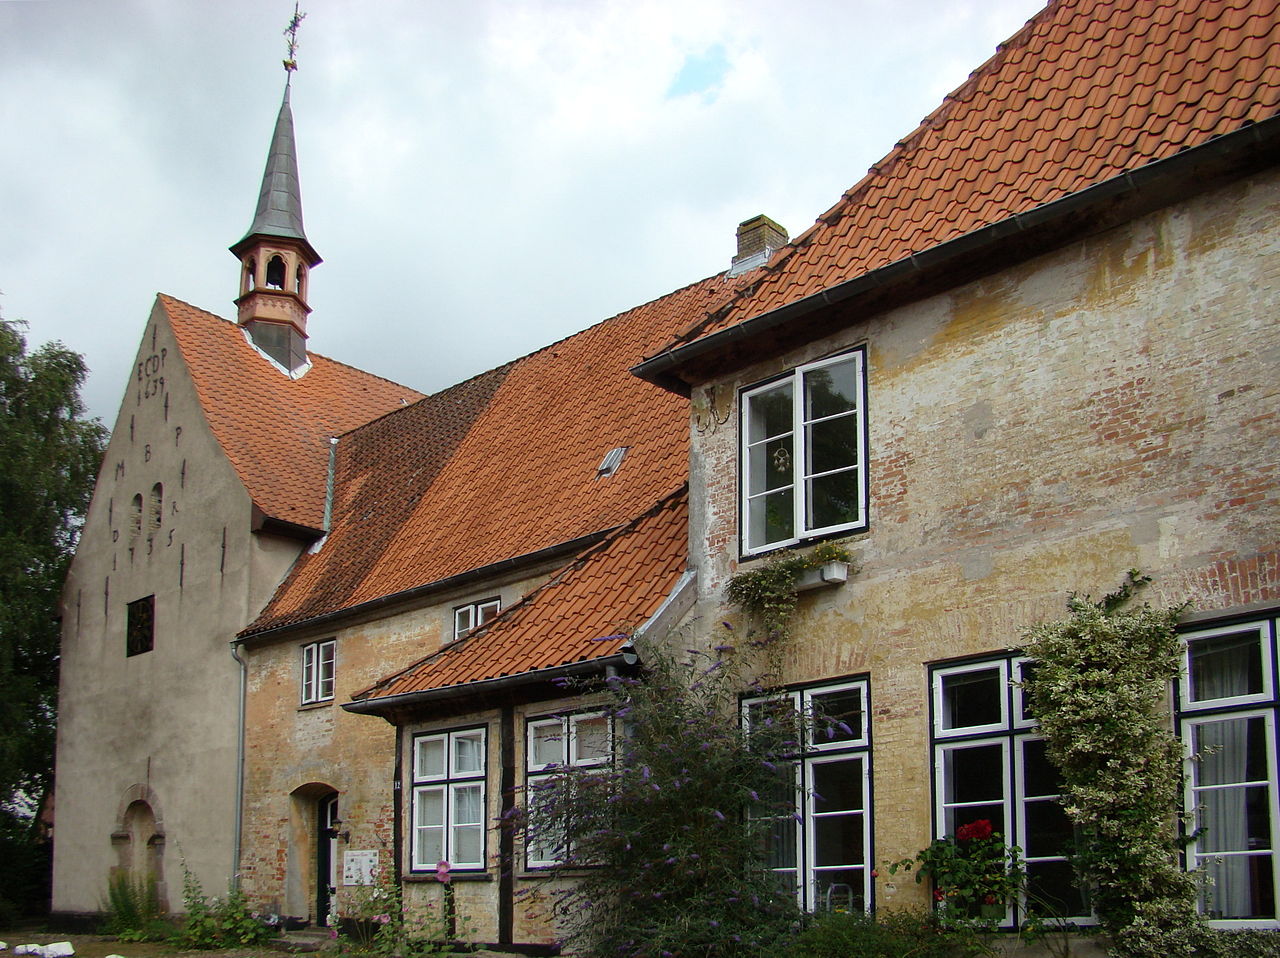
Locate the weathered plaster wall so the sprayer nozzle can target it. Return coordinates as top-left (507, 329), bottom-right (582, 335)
top-left (54, 302), bottom-right (303, 914)
top-left (687, 168), bottom-right (1280, 909)
top-left (238, 566), bottom-right (559, 927)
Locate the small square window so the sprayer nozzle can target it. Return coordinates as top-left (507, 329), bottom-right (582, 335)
top-left (453, 598), bottom-right (501, 639)
top-left (301, 639), bottom-right (336, 704)
top-left (126, 595), bottom-right (154, 657)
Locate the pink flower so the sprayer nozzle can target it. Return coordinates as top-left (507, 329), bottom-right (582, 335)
top-left (376, 914), bottom-right (391, 924)
top-left (436, 860), bottom-right (452, 884)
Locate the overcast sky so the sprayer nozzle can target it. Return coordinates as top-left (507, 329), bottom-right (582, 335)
top-left (1, 0), bottom-right (1046, 426)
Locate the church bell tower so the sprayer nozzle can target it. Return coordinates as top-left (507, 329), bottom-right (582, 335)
top-left (230, 68), bottom-right (321, 373)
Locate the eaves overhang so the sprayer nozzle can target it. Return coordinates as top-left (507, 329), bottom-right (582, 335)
top-left (342, 652), bottom-right (630, 718)
top-left (632, 114), bottom-right (1280, 394)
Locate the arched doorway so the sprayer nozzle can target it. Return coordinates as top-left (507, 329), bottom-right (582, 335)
top-left (317, 792), bottom-right (339, 925)
top-left (288, 783), bottom-right (341, 926)
top-left (110, 785), bottom-right (167, 911)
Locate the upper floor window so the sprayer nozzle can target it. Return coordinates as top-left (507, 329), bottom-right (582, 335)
top-left (411, 727), bottom-right (487, 871)
top-left (301, 639), bottom-right (336, 705)
top-left (1178, 618), bottom-right (1280, 925)
top-left (454, 598), bottom-right (500, 639)
top-left (741, 348), bottom-right (867, 556)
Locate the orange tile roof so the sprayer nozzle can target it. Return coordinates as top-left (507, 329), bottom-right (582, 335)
top-left (243, 273), bottom-right (747, 635)
top-left (649, 0), bottom-right (1280, 354)
top-left (162, 295), bottom-right (424, 531)
top-left (352, 489), bottom-right (688, 702)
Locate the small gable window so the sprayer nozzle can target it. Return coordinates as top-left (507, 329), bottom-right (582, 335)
top-left (454, 598), bottom-right (500, 639)
top-left (148, 483), bottom-right (163, 534)
top-left (130, 494), bottom-right (143, 541)
top-left (301, 639), bottom-right (336, 705)
top-left (126, 595), bottom-right (155, 657)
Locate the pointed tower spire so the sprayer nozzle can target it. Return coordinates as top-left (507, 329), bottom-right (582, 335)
top-left (230, 7), bottom-right (320, 373)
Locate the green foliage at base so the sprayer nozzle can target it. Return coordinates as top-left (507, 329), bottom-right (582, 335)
top-left (101, 871), bottom-right (168, 942)
top-left (337, 866), bottom-right (470, 956)
top-left (781, 909), bottom-right (990, 958)
top-left (173, 864), bottom-right (273, 948)
top-left (1021, 572), bottom-right (1199, 958)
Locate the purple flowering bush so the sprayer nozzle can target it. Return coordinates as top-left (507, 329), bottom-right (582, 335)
top-left (522, 642), bottom-right (805, 958)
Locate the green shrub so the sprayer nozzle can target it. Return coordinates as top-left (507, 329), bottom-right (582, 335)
top-left (102, 870), bottom-right (169, 942)
top-left (523, 641), bottom-right (806, 958)
top-left (782, 909), bottom-right (988, 958)
top-left (173, 863), bottom-right (274, 948)
top-left (1196, 928), bottom-right (1280, 958)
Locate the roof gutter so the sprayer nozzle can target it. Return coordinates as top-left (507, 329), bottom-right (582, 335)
top-left (632, 114), bottom-right (1280, 392)
top-left (342, 653), bottom-right (631, 716)
top-left (235, 527), bottom-right (611, 644)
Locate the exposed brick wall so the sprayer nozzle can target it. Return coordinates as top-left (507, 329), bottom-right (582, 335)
top-left (687, 168), bottom-right (1280, 909)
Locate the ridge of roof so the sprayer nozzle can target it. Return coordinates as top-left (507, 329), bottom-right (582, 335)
top-left (349, 485), bottom-right (689, 707)
top-left (243, 269), bottom-right (747, 635)
top-left (646, 0), bottom-right (1280, 359)
top-left (158, 294), bottom-right (424, 530)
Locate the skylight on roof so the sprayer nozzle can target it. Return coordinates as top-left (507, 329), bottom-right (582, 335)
top-left (597, 446), bottom-right (628, 478)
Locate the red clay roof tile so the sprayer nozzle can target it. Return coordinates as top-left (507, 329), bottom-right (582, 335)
top-left (646, 0), bottom-right (1280, 358)
top-left (161, 295), bottom-right (424, 531)
top-left (354, 490), bottom-right (688, 700)
top-left (243, 272), bottom-right (747, 636)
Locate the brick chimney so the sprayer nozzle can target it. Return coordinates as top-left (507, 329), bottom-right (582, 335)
top-left (728, 214), bottom-right (788, 276)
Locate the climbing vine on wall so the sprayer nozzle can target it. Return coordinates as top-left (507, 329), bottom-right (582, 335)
top-left (1020, 571), bottom-right (1201, 958)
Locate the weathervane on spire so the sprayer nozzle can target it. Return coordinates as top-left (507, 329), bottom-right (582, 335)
top-left (283, 2), bottom-right (306, 74)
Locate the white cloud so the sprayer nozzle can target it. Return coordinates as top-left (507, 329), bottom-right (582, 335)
top-left (0, 0), bottom-right (1046, 424)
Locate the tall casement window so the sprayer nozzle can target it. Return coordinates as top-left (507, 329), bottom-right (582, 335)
top-left (525, 711), bottom-right (612, 867)
top-left (453, 598), bottom-right (501, 639)
top-left (743, 679), bottom-right (871, 912)
top-left (300, 639), bottom-right (336, 705)
top-left (1178, 617), bottom-right (1280, 924)
top-left (740, 348), bottom-right (868, 556)
top-left (411, 727), bottom-right (487, 871)
top-left (931, 657), bottom-right (1088, 924)
top-left (126, 595), bottom-right (155, 657)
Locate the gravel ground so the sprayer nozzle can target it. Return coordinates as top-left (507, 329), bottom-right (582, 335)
top-left (0, 932), bottom-right (287, 958)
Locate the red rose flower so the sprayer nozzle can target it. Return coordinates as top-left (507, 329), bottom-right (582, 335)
top-left (956, 819), bottom-right (993, 842)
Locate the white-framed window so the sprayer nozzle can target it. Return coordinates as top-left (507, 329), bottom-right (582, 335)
top-left (524, 712), bottom-right (611, 868)
top-left (301, 639), bottom-right (336, 705)
top-left (743, 678), bottom-right (871, 912)
top-left (1178, 618), bottom-right (1280, 925)
top-left (410, 727), bottom-right (487, 871)
top-left (453, 598), bottom-right (501, 639)
top-left (740, 348), bottom-right (867, 556)
top-left (930, 656), bottom-right (1089, 926)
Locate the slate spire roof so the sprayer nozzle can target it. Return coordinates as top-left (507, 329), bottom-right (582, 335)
top-left (230, 81), bottom-right (320, 265)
